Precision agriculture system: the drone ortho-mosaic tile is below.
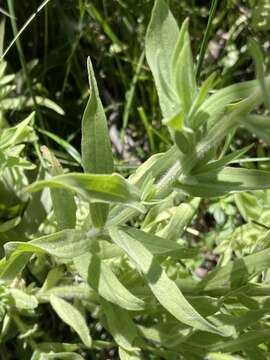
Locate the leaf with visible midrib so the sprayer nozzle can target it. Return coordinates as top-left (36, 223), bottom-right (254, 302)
top-left (50, 294), bottom-right (92, 348)
top-left (109, 226), bottom-right (230, 337)
top-left (81, 57), bottom-right (114, 227)
top-left (74, 253), bottom-right (145, 311)
top-left (145, 0), bottom-right (179, 118)
top-left (25, 173), bottom-right (143, 211)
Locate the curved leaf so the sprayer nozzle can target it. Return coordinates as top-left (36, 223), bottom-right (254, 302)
top-left (74, 253), bottom-right (145, 311)
top-left (81, 57), bottom-right (114, 227)
top-left (25, 173), bottom-right (143, 211)
top-left (50, 295), bottom-right (92, 348)
top-left (109, 226), bottom-right (229, 336)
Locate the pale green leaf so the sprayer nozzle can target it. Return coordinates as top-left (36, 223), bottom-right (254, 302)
top-left (176, 167), bottom-right (270, 197)
top-left (119, 347), bottom-right (142, 360)
top-left (192, 145), bottom-right (252, 175)
top-left (109, 226), bottom-right (229, 336)
top-left (192, 80), bottom-right (258, 130)
top-left (4, 229), bottom-right (98, 259)
top-left (50, 295), bottom-right (92, 348)
top-left (9, 288), bottom-right (38, 310)
top-left (158, 198), bottom-right (200, 241)
top-left (41, 146), bottom-right (76, 230)
top-left (74, 253), bottom-right (145, 311)
top-left (207, 353), bottom-right (244, 360)
top-left (0, 253), bottom-right (31, 283)
top-left (25, 173), bottom-right (143, 210)
top-left (121, 226), bottom-right (198, 258)
top-left (101, 299), bottom-right (138, 351)
top-left (81, 57), bottom-right (114, 227)
top-left (145, 0), bottom-right (179, 117)
top-left (199, 247), bottom-right (270, 290)
top-left (174, 35), bottom-right (196, 114)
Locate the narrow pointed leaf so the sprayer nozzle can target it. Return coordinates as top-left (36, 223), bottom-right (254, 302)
top-left (74, 253), bottom-right (145, 311)
top-left (81, 57), bottom-right (114, 227)
top-left (145, 0), bottom-right (179, 117)
top-left (25, 173), bottom-right (142, 210)
top-left (109, 226), bottom-right (229, 336)
top-left (121, 226), bottom-right (198, 258)
top-left (41, 146), bottom-right (76, 230)
top-left (174, 37), bottom-right (196, 114)
top-left (4, 229), bottom-right (99, 259)
top-left (101, 299), bottom-right (138, 351)
top-left (199, 247), bottom-right (270, 290)
top-left (176, 167), bottom-right (270, 197)
top-left (50, 295), bottom-right (92, 348)
top-left (158, 198), bottom-right (200, 241)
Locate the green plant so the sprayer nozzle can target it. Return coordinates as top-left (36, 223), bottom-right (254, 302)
top-left (1, 0), bottom-right (270, 359)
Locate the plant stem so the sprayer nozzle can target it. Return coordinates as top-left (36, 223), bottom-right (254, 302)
top-left (7, 0), bottom-right (46, 131)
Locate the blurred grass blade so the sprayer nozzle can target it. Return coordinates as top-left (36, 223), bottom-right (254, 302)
top-left (1, 0), bottom-right (52, 60)
top-left (196, 0), bottom-right (219, 81)
top-left (81, 57), bottom-right (114, 227)
top-left (122, 51), bottom-right (145, 134)
top-left (243, 115), bottom-right (270, 144)
top-left (37, 128), bottom-right (82, 165)
top-left (249, 38), bottom-right (270, 110)
top-left (209, 330), bottom-right (270, 353)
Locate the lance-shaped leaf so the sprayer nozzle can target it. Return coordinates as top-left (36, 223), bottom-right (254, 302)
top-left (25, 173), bottom-right (143, 211)
top-left (176, 167), bottom-right (270, 197)
top-left (41, 146), bottom-right (76, 230)
top-left (198, 247), bottom-right (270, 290)
top-left (192, 80), bottom-right (258, 130)
top-left (101, 299), bottom-right (139, 351)
top-left (173, 21), bottom-right (196, 114)
top-left (0, 253), bottom-right (31, 283)
top-left (81, 57), bottom-right (114, 227)
top-left (145, 0), bottom-right (179, 117)
top-left (208, 330), bottom-right (270, 353)
top-left (74, 253), bottom-right (145, 311)
top-left (191, 145), bottom-right (252, 175)
top-left (158, 198), bottom-right (200, 241)
top-left (0, 112), bottom-right (35, 150)
top-left (121, 226), bottom-right (198, 258)
top-left (109, 226), bottom-right (229, 336)
top-left (4, 229), bottom-right (99, 259)
top-left (50, 295), bottom-right (92, 348)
